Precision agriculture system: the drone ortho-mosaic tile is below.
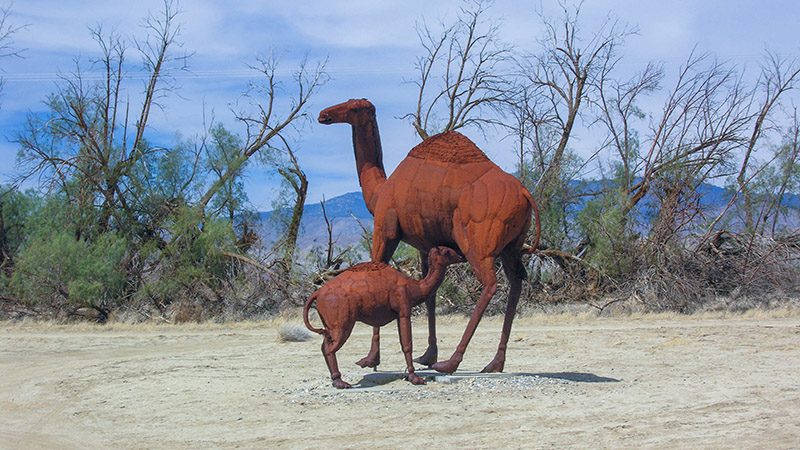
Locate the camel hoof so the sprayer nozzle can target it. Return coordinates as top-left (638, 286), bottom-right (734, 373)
top-left (332, 379), bottom-right (352, 389)
top-left (406, 373), bottom-right (427, 385)
top-left (481, 359), bottom-right (505, 373)
top-left (413, 347), bottom-right (438, 367)
top-left (432, 355), bottom-right (462, 374)
top-left (355, 355), bottom-right (380, 369)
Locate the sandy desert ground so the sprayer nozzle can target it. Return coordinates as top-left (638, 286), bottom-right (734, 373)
top-left (1, 312), bottom-right (799, 449)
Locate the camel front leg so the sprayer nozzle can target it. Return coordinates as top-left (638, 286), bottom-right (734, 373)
top-left (412, 296), bottom-right (438, 366)
top-left (360, 223), bottom-right (400, 369)
top-left (398, 311), bottom-right (426, 385)
top-left (355, 326), bottom-right (381, 369)
top-left (413, 250), bottom-right (438, 367)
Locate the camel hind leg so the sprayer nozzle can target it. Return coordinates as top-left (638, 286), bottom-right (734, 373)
top-left (432, 255), bottom-right (497, 374)
top-left (322, 324), bottom-right (355, 389)
top-left (482, 249), bottom-right (526, 373)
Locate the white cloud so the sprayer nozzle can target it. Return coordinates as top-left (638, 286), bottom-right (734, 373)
top-left (3, 0), bottom-right (800, 207)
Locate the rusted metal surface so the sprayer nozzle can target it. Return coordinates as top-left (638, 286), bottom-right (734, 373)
top-left (317, 98), bottom-right (540, 377)
top-left (304, 247), bottom-right (462, 388)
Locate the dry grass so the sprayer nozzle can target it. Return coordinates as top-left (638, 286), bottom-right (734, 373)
top-left (276, 323), bottom-right (313, 342)
top-left (0, 317), bottom-right (281, 333)
top-left (2, 304), bottom-right (799, 333)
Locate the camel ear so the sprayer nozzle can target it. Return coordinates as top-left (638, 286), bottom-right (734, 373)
top-left (351, 98), bottom-right (375, 113)
top-left (448, 248), bottom-right (465, 262)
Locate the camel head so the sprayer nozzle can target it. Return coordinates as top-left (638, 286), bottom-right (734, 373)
top-left (428, 246), bottom-right (464, 267)
top-left (318, 98), bottom-right (375, 125)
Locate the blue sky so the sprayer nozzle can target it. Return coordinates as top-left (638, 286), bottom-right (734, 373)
top-left (1, 0), bottom-right (799, 210)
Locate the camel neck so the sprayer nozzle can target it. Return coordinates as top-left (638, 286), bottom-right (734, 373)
top-left (417, 262), bottom-right (448, 303)
top-left (351, 117), bottom-right (386, 214)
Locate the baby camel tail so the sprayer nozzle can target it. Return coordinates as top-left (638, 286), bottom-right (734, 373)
top-left (303, 294), bottom-right (326, 337)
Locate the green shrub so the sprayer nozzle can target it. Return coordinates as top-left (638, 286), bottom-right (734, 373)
top-left (11, 230), bottom-right (127, 309)
top-left (577, 188), bottom-right (638, 278)
top-left (138, 207), bottom-right (239, 309)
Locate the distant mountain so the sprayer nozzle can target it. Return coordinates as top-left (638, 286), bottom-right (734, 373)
top-left (256, 182), bottom-right (800, 255)
top-left (256, 191), bottom-right (373, 254)
top-left (568, 179), bottom-right (800, 229)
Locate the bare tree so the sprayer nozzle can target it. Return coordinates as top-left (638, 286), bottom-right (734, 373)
top-left (200, 56), bottom-right (326, 212)
top-left (272, 135), bottom-right (308, 270)
top-left (508, 82), bottom-right (560, 187)
top-left (0, 2), bottom-right (25, 98)
top-left (16, 0), bottom-right (188, 234)
top-left (310, 196), bottom-right (353, 285)
top-left (208, 55), bottom-right (326, 275)
top-left (736, 52), bottom-right (800, 232)
top-left (405, 0), bottom-right (513, 139)
top-left (320, 196), bottom-right (336, 269)
top-left (0, 3), bottom-right (22, 56)
top-left (131, 0), bottom-right (191, 153)
top-left (622, 52), bottom-right (750, 226)
top-left (593, 62), bottom-right (663, 191)
top-left (519, 2), bottom-right (634, 203)
top-left (12, 1), bottom-right (327, 314)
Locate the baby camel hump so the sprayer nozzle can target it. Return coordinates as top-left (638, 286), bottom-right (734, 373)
top-left (317, 262), bottom-right (403, 326)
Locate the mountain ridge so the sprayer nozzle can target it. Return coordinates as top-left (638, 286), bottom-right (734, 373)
top-left (255, 182), bottom-right (800, 254)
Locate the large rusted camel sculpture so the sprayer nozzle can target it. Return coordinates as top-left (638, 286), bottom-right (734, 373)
top-left (318, 99), bottom-right (540, 374)
top-left (304, 247), bottom-right (463, 388)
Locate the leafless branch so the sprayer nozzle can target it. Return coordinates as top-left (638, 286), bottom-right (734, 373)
top-left (515, 1), bottom-right (635, 204)
top-left (198, 55), bottom-right (327, 211)
top-left (404, 0), bottom-right (513, 140)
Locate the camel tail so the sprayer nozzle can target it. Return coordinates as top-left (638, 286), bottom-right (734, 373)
top-left (303, 293), bottom-right (326, 336)
top-left (523, 193), bottom-right (542, 255)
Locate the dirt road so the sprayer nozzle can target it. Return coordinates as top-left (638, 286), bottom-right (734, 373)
top-left (1, 313), bottom-right (799, 448)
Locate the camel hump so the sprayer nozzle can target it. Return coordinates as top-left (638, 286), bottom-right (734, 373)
top-left (347, 261), bottom-right (390, 272)
top-left (408, 131), bottom-right (489, 164)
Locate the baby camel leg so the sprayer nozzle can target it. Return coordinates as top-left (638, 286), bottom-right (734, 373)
top-left (397, 310), bottom-right (426, 385)
top-left (413, 251), bottom-right (438, 367)
top-left (432, 256), bottom-right (497, 374)
top-left (355, 327), bottom-right (381, 369)
top-left (322, 342), bottom-right (349, 389)
top-left (322, 326), bottom-right (354, 389)
top-left (356, 234), bottom-right (400, 368)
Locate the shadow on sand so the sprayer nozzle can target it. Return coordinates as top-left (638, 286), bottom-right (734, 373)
top-left (354, 370), bottom-right (620, 389)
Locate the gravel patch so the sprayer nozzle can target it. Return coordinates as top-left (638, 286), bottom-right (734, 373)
top-left (284, 371), bottom-right (579, 405)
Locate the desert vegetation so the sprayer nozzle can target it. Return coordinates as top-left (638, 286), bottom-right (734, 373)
top-left (1, 0), bottom-right (799, 322)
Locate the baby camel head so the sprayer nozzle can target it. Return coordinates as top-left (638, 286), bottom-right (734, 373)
top-left (318, 98), bottom-right (375, 125)
top-left (427, 246), bottom-right (464, 268)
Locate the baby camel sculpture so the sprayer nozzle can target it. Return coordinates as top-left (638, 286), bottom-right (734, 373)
top-left (303, 247), bottom-right (463, 388)
top-left (318, 99), bottom-right (540, 374)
